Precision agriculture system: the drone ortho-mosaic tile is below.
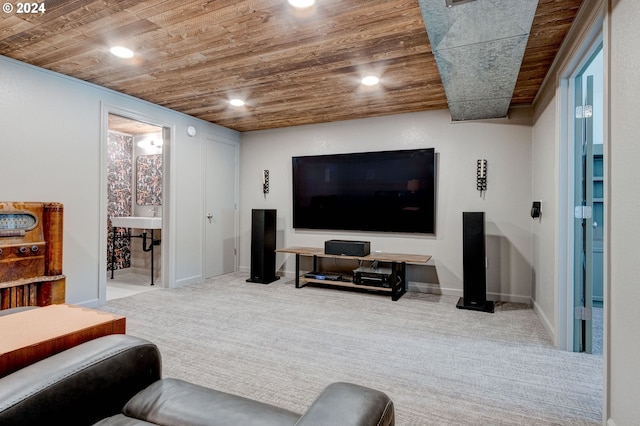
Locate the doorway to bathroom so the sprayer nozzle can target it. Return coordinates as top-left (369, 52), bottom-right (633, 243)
top-left (106, 113), bottom-right (167, 301)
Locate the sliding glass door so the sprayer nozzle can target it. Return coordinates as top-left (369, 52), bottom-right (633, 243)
top-left (573, 46), bottom-right (603, 354)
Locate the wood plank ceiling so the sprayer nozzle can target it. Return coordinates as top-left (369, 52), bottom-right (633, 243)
top-left (0, 0), bottom-right (583, 132)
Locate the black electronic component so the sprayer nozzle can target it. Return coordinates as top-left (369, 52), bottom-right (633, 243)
top-left (324, 240), bottom-right (370, 257)
top-left (457, 212), bottom-right (494, 313)
top-left (247, 209), bottom-right (280, 284)
top-left (531, 201), bottom-right (542, 219)
top-left (292, 148), bottom-right (436, 234)
top-left (353, 266), bottom-right (394, 288)
top-left (304, 272), bottom-right (342, 281)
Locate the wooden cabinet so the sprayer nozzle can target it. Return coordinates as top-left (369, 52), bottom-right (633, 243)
top-left (0, 202), bottom-right (65, 310)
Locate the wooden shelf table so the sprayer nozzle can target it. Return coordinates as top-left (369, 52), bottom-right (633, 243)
top-left (0, 304), bottom-right (125, 378)
top-left (276, 247), bottom-right (431, 301)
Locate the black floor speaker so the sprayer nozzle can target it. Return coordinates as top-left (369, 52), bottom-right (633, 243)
top-left (457, 211), bottom-right (494, 313)
top-left (247, 209), bottom-right (280, 284)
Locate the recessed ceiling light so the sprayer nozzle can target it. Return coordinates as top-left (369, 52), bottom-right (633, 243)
top-left (229, 99), bottom-right (245, 107)
top-left (361, 76), bottom-right (380, 86)
top-left (110, 46), bottom-right (134, 59)
top-left (288, 0), bottom-right (315, 8)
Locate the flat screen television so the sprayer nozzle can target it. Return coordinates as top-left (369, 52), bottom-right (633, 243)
top-left (292, 148), bottom-right (436, 234)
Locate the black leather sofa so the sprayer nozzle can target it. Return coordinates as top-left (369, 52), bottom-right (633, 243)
top-left (0, 334), bottom-right (394, 425)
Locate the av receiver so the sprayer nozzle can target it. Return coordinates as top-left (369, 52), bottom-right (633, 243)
top-left (353, 266), bottom-right (394, 288)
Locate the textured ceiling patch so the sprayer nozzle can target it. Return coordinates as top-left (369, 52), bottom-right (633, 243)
top-left (418, 0), bottom-right (539, 121)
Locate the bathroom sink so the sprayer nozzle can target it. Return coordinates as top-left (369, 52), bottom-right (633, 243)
top-left (111, 216), bottom-right (162, 229)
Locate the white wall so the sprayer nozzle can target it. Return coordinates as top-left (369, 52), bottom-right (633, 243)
top-left (530, 0), bottom-right (605, 349)
top-left (0, 55), bottom-right (239, 306)
top-left (529, 0), bottom-right (640, 422)
top-left (531, 97), bottom-right (560, 341)
top-left (608, 0), bottom-right (640, 423)
top-left (240, 109), bottom-right (534, 302)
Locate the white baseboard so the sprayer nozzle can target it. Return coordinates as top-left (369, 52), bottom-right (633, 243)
top-left (73, 298), bottom-right (101, 309)
top-left (532, 299), bottom-right (556, 344)
top-left (409, 282), bottom-right (531, 305)
top-left (409, 281), bottom-right (450, 295)
top-left (487, 291), bottom-right (532, 305)
top-left (174, 275), bottom-right (203, 287)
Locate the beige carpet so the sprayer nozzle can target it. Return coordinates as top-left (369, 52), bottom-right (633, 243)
top-left (99, 272), bottom-right (602, 425)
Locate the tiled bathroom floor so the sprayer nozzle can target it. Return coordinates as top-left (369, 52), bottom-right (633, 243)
top-left (107, 272), bottom-right (159, 301)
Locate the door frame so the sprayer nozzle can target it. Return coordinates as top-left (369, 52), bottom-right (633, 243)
top-left (557, 9), bottom-right (604, 351)
top-left (99, 104), bottom-right (173, 304)
top-left (573, 71), bottom-right (597, 353)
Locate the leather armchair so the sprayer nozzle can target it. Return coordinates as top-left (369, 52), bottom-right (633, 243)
top-left (0, 334), bottom-right (394, 426)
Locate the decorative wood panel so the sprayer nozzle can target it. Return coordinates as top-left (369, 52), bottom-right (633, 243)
top-left (0, 0), bottom-right (583, 131)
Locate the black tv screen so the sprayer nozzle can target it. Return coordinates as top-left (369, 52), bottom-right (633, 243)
top-left (292, 148), bottom-right (436, 234)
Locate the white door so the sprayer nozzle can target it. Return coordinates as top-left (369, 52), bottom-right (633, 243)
top-left (204, 137), bottom-right (238, 278)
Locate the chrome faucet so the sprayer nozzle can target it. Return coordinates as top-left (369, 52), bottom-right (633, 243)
top-left (149, 206), bottom-right (158, 217)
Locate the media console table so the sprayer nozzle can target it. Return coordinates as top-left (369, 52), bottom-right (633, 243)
top-left (276, 247), bottom-right (431, 301)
